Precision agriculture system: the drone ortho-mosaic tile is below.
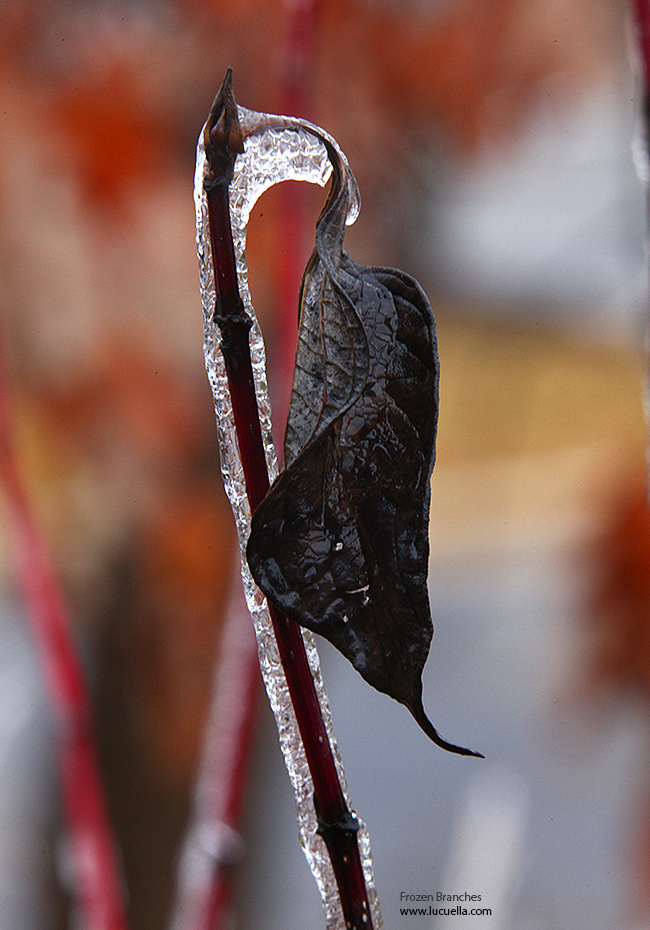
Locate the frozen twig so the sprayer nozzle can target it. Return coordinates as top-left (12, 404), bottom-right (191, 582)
top-left (195, 69), bottom-right (381, 930)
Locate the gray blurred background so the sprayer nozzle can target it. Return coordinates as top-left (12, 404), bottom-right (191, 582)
top-left (0, 2), bottom-right (649, 929)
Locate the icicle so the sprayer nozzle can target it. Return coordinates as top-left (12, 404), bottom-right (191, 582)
top-left (194, 107), bottom-right (381, 930)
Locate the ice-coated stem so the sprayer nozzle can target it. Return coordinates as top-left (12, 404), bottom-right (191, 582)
top-left (195, 69), bottom-right (381, 930)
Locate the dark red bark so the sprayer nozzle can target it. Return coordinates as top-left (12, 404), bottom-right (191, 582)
top-left (203, 69), bottom-right (374, 930)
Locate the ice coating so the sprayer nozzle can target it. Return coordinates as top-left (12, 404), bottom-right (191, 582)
top-left (194, 108), bottom-right (381, 930)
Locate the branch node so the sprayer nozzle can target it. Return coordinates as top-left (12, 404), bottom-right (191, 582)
top-left (214, 301), bottom-right (252, 349)
top-left (314, 800), bottom-right (360, 846)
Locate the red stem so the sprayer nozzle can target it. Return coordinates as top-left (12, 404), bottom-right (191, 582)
top-left (192, 591), bottom-right (260, 930)
top-left (0, 340), bottom-right (128, 930)
top-left (275, 0), bottom-right (319, 426)
top-left (203, 70), bottom-right (374, 930)
top-left (634, 0), bottom-right (650, 90)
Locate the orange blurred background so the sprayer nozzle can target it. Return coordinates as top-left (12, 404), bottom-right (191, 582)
top-left (1, 2), bottom-right (649, 929)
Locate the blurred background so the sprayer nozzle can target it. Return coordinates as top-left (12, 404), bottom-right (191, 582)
top-left (1, 1), bottom-right (650, 929)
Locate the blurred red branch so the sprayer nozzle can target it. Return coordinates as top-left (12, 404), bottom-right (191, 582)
top-left (634, 0), bottom-right (650, 90)
top-left (170, 584), bottom-right (259, 930)
top-left (0, 335), bottom-right (128, 930)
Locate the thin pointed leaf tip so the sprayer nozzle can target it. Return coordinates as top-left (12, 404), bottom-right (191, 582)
top-left (245, 110), bottom-right (482, 759)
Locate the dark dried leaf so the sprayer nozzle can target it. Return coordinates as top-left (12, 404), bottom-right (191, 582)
top-left (247, 138), bottom-right (481, 758)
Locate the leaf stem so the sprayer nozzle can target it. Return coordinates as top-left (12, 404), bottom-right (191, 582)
top-left (203, 69), bottom-right (374, 930)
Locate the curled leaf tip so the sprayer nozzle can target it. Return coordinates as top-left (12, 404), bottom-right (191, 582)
top-left (204, 67), bottom-right (244, 189)
top-left (408, 697), bottom-right (484, 759)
